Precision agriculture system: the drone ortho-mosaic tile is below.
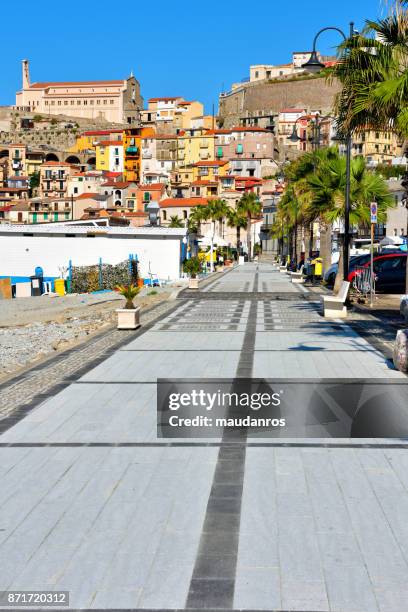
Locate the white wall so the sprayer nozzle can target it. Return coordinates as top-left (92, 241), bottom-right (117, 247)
top-left (0, 235), bottom-right (182, 281)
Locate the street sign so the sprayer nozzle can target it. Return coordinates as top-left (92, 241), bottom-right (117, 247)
top-left (370, 202), bottom-right (378, 224)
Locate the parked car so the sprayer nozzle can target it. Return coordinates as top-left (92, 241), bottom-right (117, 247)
top-left (349, 253), bottom-right (407, 293)
top-left (324, 254), bottom-right (371, 286)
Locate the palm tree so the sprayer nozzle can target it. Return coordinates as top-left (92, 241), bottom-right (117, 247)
top-left (226, 208), bottom-right (247, 254)
top-left (169, 215), bottom-right (184, 228)
top-left (200, 199), bottom-right (230, 273)
top-left (332, 4), bottom-right (408, 138)
top-left (188, 206), bottom-right (207, 235)
top-left (305, 152), bottom-right (394, 291)
top-left (237, 192), bottom-right (262, 261)
top-left (331, 2), bottom-right (408, 290)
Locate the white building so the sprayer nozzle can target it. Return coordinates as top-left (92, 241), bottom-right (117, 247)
top-left (0, 225), bottom-right (187, 282)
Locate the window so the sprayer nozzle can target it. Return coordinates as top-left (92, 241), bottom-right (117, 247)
top-left (64, 101), bottom-right (68, 106)
top-left (58, 101), bottom-right (61, 106)
top-left (183, 210), bottom-right (187, 219)
top-left (103, 100), bottom-right (107, 105)
top-left (74, 187), bottom-right (78, 194)
top-left (163, 210), bottom-right (167, 221)
top-left (128, 200), bottom-right (135, 209)
top-left (84, 100), bottom-right (88, 105)
top-left (51, 101), bottom-right (55, 105)
top-left (44, 213), bottom-right (48, 220)
top-left (373, 257), bottom-right (403, 272)
top-left (71, 100), bottom-right (75, 105)
top-left (59, 181), bottom-right (64, 190)
top-left (54, 212), bottom-right (59, 221)
top-left (90, 100), bottom-right (94, 105)
top-left (77, 100), bottom-right (81, 105)
top-left (255, 71), bottom-right (259, 78)
top-left (97, 100), bottom-right (101, 105)
top-left (110, 100), bottom-right (114, 104)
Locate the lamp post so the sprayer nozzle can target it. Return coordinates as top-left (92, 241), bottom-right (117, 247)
top-left (146, 200), bottom-right (160, 226)
top-left (287, 113), bottom-right (323, 151)
top-left (301, 22), bottom-right (355, 281)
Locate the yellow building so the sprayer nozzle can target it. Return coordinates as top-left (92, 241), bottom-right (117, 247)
top-left (69, 129), bottom-right (123, 153)
top-left (173, 101), bottom-right (204, 129)
top-left (95, 141), bottom-right (123, 173)
top-left (353, 129), bottom-right (403, 163)
top-left (177, 128), bottom-right (216, 169)
top-left (192, 160), bottom-right (229, 182)
top-left (123, 128), bottom-right (142, 182)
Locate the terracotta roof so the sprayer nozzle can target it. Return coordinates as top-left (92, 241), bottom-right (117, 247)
top-left (193, 161), bottom-right (229, 167)
top-left (83, 129), bottom-right (123, 136)
top-left (97, 140), bottom-right (123, 146)
top-left (101, 181), bottom-right (130, 188)
top-left (0, 206), bottom-right (13, 211)
top-left (160, 197), bottom-right (214, 208)
top-left (279, 108), bottom-right (307, 114)
top-left (104, 171), bottom-right (122, 177)
top-left (149, 97), bottom-right (182, 102)
top-left (191, 180), bottom-right (218, 186)
top-left (41, 161), bottom-right (75, 167)
top-left (123, 211), bottom-right (148, 217)
top-left (30, 79), bottom-right (125, 89)
top-left (75, 192), bottom-right (108, 200)
top-left (139, 183), bottom-right (166, 191)
top-left (0, 187), bottom-right (29, 192)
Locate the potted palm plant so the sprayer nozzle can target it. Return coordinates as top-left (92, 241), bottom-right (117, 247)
top-left (183, 256), bottom-right (202, 289)
top-left (115, 284), bottom-right (141, 329)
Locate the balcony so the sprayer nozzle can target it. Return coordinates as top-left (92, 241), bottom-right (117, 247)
top-left (142, 150), bottom-right (152, 159)
top-left (126, 146), bottom-right (139, 155)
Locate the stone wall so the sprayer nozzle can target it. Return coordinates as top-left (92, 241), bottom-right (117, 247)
top-left (219, 76), bottom-right (342, 128)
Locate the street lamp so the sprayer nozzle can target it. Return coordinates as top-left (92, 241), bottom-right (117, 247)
top-left (287, 114), bottom-right (324, 151)
top-left (302, 22), bottom-right (355, 281)
top-left (146, 200), bottom-right (160, 226)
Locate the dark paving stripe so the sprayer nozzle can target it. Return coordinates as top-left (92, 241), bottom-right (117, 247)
top-left (12, 608), bottom-right (298, 612)
top-left (0, 301), bottom-right (184, 436)
top-left (182, 291), bottom-right (311, 300)
top-left (2, 441), bottom-right (408, 448)
top-left (186, 268), bottom-right (259, 609)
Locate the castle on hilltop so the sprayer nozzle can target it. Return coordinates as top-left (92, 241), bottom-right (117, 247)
top-left (15, 60), bottom-right (143, 125)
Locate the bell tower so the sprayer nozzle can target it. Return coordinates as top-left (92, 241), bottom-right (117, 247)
top-left (22, 59), bottom-right (30, 89)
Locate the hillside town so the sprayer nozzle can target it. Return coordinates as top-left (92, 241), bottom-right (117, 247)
top-left (0, 55), bottom-right (406, 260)
top-left (2, 3), bottom-right (408, 609)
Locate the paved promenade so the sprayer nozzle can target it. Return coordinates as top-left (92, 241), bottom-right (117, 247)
top-left (1, 263), bottom-right (408, 611)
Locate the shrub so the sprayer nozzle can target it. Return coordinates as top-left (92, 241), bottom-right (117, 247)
top-left (183, 256), bottom-right (202, 278)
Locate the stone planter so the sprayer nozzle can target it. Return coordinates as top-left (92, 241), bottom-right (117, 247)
top-left (400, 295), bottom-right (408, 322)
top-left (393, 329), bottom-right (408, 373)
top-left (189, 278), bottom-right (199, 289)
top-left (116, 307), bottom-right (141, 330)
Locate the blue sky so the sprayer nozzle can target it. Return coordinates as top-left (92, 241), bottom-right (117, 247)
top-left (1, 0), bottom-right (386, 113)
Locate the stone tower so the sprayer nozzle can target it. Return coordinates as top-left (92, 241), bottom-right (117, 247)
top-left (22, 59), bottom-right (30, 89)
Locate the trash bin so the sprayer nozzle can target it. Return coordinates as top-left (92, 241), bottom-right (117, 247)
top-left (30, 276), bottom-right (42, 297)
top-left (54, 278), bottom-right (65, 296)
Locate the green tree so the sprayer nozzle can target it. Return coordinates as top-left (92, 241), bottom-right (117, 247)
top-left (226, 208), bottom-right (247, 254)
top-left (200, 199), bottom-right (230, 272)
top-left (169, 215), bottom-right (184, 228)
top-left (331, 2), bottom-right (408, 291)
top-left (237, 192), bottom-right (262, 261)
top-left (305, 152), bottom-right (394, 290)
top-left (29, 171), bottom-right (40, 197)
